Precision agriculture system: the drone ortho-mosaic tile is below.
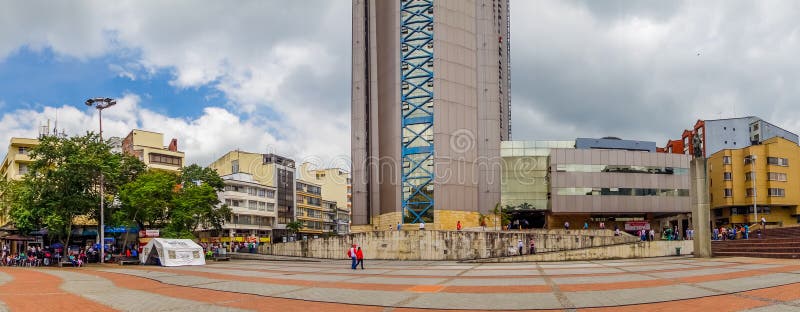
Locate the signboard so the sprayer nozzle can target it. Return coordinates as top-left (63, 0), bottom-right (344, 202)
top-left (624, 221), bottom-right (651, 231)
top-left (138, 229), bottom-right (161, 238)
top-left (259, 237), bottom-right (270, 243)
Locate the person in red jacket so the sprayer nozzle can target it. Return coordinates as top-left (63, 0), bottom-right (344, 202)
top-left (356, 246), bottom-right (365, 270)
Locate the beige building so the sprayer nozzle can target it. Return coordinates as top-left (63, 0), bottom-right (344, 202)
top-left (210, 151), bottom-right (297, 241)
top-left (351, 0), bottom-right (511, 231)
top-left (299, 163), bottom-right (352, 234)
top-left (122, 129), bottom-right (184, 172)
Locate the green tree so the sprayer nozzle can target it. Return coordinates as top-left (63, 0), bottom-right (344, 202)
top-left (117, 163), bottom-right (230, 239)
top-left (286, 221), bottom-right (303, 236)
top-left (117, 170), bottom-right (179, 229)
top-left (8, 133), bottom-right (139, 256)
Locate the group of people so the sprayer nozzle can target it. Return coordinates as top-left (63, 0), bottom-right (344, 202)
top-left (515, 238), bottom-right (536, 255)
top-left (347, 244), bottom-right (365, 270)
top-left (713, 224), bottom-right (754, 240)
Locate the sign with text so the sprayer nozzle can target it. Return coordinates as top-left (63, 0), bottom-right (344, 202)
top-left (624, 221), bottom-right (651, 231)
top-left (138, 229), bottom-right (160, 238)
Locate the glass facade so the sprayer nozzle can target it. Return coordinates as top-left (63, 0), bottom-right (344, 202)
top-left (400, 0), bottom-right (435, 223)
top-left (554, 164), bottom-right (689, 175)
top-left (554, 187), bottom-right (690, 197)
top-left (500, 141), bottom-right (574, 210)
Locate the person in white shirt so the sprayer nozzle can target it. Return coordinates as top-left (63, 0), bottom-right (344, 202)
top-left (517, 240), bottom-right (523, 255)
top-left (419, 222), bottom-right (425, 231)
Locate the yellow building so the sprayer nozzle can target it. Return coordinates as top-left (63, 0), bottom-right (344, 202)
top-left (299, 163), bottom-right (351, 234)
top-left (210, 151), bottom-right (298, 240)
top-left (708, 137), bottom-right (800, 228)
top-left (0, 138), bottom-right (40, 226)
top-left (296, 180), bottom-right (327, 236)
top-left (0, 138), bottom-right (39, 182)
top-left (122, 129), bottom-right (184, 172)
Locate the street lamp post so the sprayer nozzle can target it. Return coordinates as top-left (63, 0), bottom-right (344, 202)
top-left (86, 97), bottom-right (117, 264)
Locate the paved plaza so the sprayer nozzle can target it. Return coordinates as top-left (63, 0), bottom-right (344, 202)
top-left (0, 256), bottom-right (798, 311)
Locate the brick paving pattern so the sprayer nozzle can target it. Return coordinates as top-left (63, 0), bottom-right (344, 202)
top-left (0, 256), bottom-right (797, 311)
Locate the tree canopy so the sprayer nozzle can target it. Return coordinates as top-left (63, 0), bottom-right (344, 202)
top-left (7, 133), bottom-right (145, 251)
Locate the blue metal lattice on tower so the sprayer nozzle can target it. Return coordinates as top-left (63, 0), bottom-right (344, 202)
top-left (400, 0), bottom-right (434, 224)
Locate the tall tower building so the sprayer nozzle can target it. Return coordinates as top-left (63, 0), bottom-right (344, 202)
top-left (351, 0), bottom-right (511, 230)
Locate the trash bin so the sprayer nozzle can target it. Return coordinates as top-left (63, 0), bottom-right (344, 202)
top-left (675, 247), bottom-right (682, 256)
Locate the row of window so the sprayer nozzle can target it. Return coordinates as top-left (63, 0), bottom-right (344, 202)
top-left (723, 188), bottom-right (785, 197)
top-left (296, 183), bottom-right (321, 195)
top-left (555, 188), bottom-right (690, 197)
top-left (723, 172), bottom-right (788, 181)
top-left (225, 199), bottom-right (276, 212)
top-left (224, 185), bottom-right (276, 198)
top-left (297, 195), bottom-right (321, 206)
top-left (729, 206), bottom-right (771, 215)
top-left (231, 214), bottom-right (273, 226)
top-left (725, 156), bottom-right (789, 166)
top-left (149, 153), bottom-right (182, 166)
top-left (554, 164), bottom-right (689, 175)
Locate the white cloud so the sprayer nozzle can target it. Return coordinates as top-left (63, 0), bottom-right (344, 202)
top-left (0, 1), bottom-right (351, 168)
top-left (0, 94), bottom-right (348, 167)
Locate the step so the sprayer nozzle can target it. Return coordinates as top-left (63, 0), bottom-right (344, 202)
top-left (712, 251), bottom-right (800, 259)
top-left (713, 248), bottom-right (800, 253)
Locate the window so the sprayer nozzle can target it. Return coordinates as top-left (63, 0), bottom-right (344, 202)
top-left (18, 164), bottom-right (28, 175)
top-left (746, 188), bottom-right (755, 197)
top-left (768, 172), bottom-right (787, 181)
top-left (149, 153), bottom-right (182, 166)
top-left (745, 172), bottom-right (755, 181)
top-left (258, 188), bottom-right (266, 197)
top-left (723, 156), bottom-right (731, 165)
top-left (724, 189), bottom-right (732, 197)
top-left (767, 157), bottom-right (789, 166)
top-left (266, 203), bottom-right (275, 212)
top-left (18, 147), bottom-right (28, 155)
top-left (723, 172), bottom-right (732, 180)
top-left (768, 188), bottom-right (785, 197)
top-left (744, 155), bottom-right (755, 165)
top-left (231, 160), bottom-right (239, 173)
top-left (266, 190), bottom-right (275, 198)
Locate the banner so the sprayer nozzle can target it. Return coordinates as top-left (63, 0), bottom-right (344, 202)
top-left (138, 229), bottom-right (160, 238)
top-left (624, 221), bottom-right (651, 231)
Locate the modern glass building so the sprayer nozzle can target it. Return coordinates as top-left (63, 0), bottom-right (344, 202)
top-left (351, 0), bottom-right (511, 230)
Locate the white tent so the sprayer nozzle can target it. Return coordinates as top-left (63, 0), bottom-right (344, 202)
top-left (140, 238), bottom-right (205, 267)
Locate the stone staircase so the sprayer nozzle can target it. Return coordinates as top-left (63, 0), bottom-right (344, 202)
top-left (711, 225), bottom-right (800, 259)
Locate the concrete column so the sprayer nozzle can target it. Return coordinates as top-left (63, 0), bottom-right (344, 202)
top-left (691, 158), bottom-right (712, 257)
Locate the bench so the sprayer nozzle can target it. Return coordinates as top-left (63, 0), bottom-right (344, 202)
top-left (118, 259), bottom-right (140, 266)
top-left (213, 256), bottom-right (231, 261)
top-left (59, 261), bottom-right (75, 267)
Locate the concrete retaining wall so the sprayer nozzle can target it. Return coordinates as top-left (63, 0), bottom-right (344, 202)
top-left (471, 240), bottom-right (694, 262)
top-left (264, 229), bottom-right (638, 261)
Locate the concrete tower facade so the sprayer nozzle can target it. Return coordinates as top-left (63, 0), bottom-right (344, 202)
top-left (351, 0), bottom-right (511, 230)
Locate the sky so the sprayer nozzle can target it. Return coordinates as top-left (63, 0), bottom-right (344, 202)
top-left (1, 0), bottom-right (799, 168)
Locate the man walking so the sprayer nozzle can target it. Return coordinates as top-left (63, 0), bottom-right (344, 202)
top-left (347, 244), bottom-right (357, 270)
top-left (529, 239), bottom-right (536, 255)
top-left (517, 240), bottom-right (523, 255)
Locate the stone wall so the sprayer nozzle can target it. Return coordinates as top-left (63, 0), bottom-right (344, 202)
top-left (471, 240), bottom-right (694, 262)
top-left (265, 229), bottom-right (638, 261)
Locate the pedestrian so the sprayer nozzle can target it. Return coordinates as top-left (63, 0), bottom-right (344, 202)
top-left (529, 239), bottom-right (536, 255)
top-left (599, 222), bottom-right (605, 230)
top-left (517, 239), bottom-right (523, 255)
top-left (564, 221), bottom-right (570, 230)
top-left (480, 219), bottom-right (487, 231)
top-left (356, 247), bottom-right (365, 270)
top-left (419, 221), bottom-right (425, 231)
top-left (457, 220), bottom-right (462, 231)
top-left (397, 222), bottom-right (402, 231)
top-left (713, 228), bottom-right (719, 240)
top-left (347, 244), bottom-right (357, 270)
top-left (523, 219), bottom-right (529, 229)
top-left (614, 227), bottom-right (620, 236)
top-left (744, 224), bottom-right (749, 239)
top-left (583, 221), bottom-right (589, 230)
top-left (649, 229), bottom-right (655, 241)
top-left (761, 217), bottom-right (767, 233)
